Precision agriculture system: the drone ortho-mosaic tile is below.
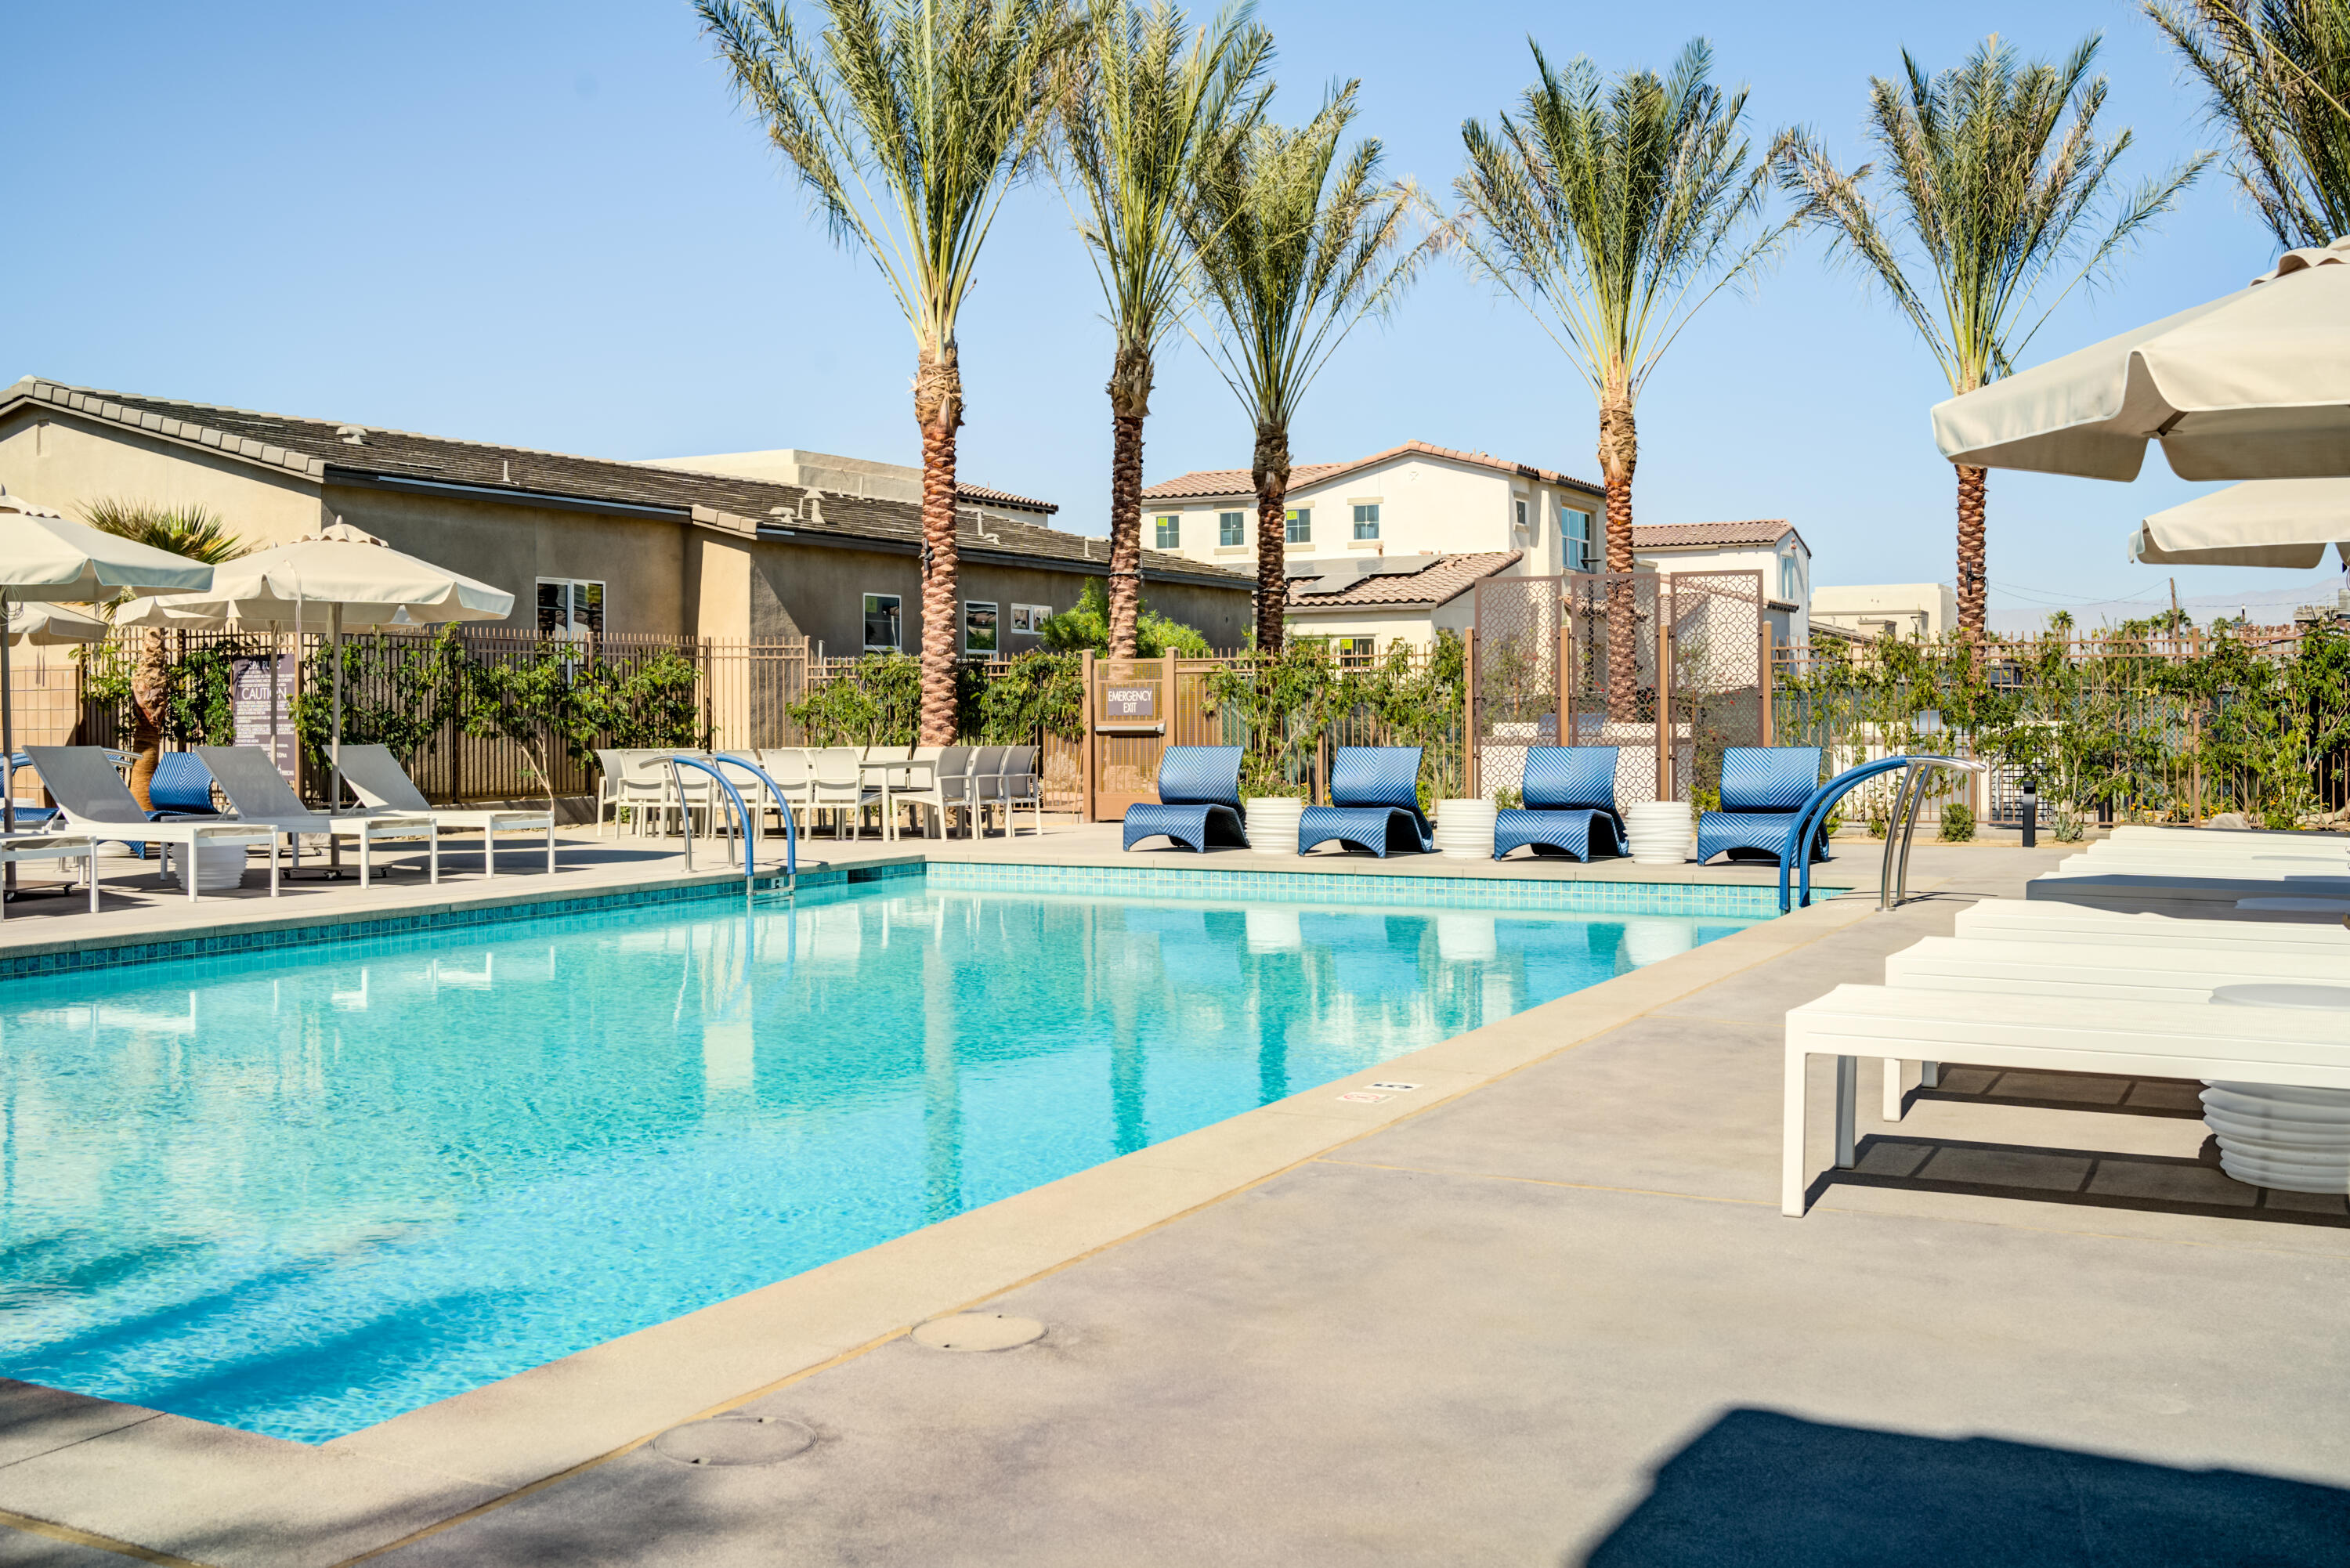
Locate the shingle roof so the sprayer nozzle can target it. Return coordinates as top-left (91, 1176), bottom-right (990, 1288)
top-left (5, 378), bottom-right (1240, 587)
top-left (1632, 520), bottom-right (1799, 550)
top-left (1285, 551), bottom-right (1520, 611)
top-left (1144, 439), bottom-right (1603, 500)
top-left (954, 482), bottom-right (1058, 515)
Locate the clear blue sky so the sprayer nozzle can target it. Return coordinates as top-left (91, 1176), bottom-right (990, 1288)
top-left (12, 0), bottom-right (2345, 627)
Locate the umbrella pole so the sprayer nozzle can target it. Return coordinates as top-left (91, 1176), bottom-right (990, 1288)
top-left (268, 629), bottom-right (280, 781)
top-left (331, 602), bottom-right (344, 811)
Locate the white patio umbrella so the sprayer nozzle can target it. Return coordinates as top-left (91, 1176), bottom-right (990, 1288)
top-left (0, 486), bottom-right (216, 838)
top-left (1931, 237), bottom-right (2350, 481)
top-left (122, 521), bottom-right (514, 810)
top-left (2127, 479), bottom-right (2350, 569)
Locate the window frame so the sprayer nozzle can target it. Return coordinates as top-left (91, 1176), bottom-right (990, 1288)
top-left (964, 600), bottom-right (999, 655)
top-left (1155, 514), bottom-right (1180, 549)
top-left (536, 577), bottom-right (606, 641)
top-left (1285, 506), bottom-right (1311, 545)
top-left (1350, 502), bottom-right (1380, 541)
top-left (1217, 510), bottom-right (1246, 547)
top-left (1009, 602), bottom-right (1052, 636)
top-left (861, 591), bottom-right (904, 653)
top-left (1560, 506), bottom-right (1595, 573)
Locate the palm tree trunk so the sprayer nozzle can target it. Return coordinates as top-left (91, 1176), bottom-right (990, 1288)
top-left (1597, 384), bottom-right (1640, 720)
top-left (915, 340), bottom-right (964, 746)
top-left (1251, 422), bottom-right (1291, 652)
top-left (1105, 340), bottom-right (1152, 659)
top-left (1955, 464), bottom-right (1987, 638)
top-left (128, 627), bottom-right (169, 811)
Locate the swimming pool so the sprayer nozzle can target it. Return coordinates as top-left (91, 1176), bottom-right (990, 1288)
top-left (0, 869), bottom-right (1760, 1443)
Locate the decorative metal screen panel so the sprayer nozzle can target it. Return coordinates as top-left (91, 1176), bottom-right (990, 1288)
top-left (1562, 571), bottom-right (1664, 804)
top-left (1470, 575), bottom-right (1563, 802)
top-left (1666, 571), bottom-right (1766, 807)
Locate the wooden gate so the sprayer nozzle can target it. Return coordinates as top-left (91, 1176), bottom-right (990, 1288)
top-left (1079, 652), bottom-right (1246, 820)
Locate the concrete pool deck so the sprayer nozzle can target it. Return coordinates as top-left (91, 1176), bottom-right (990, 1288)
top-left (9, 833), bottom-right (2346, 1563)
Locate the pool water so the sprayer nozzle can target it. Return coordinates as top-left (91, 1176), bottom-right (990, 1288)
top-left (0, 879), bottom-right (1754, 1442)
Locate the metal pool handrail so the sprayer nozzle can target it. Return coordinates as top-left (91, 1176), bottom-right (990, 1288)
top-left (662, 754), bottom-right (797, 904)
top-left (1777, 755), bottom-right (1989, 914)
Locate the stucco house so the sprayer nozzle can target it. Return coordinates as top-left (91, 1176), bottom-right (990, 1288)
top-left (0, 378), bottom-right (1252, 656)
top-left (1809, 582), bottom-right (1958, 642)
top-left (1143, 441), bottom-right (1811, 651)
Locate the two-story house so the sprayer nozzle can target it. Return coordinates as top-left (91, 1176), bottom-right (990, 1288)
top-left (1141, 440), bottom-right (1810, 650)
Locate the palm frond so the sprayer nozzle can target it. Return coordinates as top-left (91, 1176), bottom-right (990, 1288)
top-left (2149, 0), bottom-right (2350, 250)
top-left (79, 499), bottom-right (250, 567)
top-left (1772, 32), bottom-right (2205, 393)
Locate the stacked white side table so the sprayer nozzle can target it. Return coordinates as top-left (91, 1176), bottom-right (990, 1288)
top-left (1245, 797), bottom-right (1304, 857)
top-left (1623, 800), bottom-right (1694, 865)
top-left (1434, 799), bottom-right (1497, 861)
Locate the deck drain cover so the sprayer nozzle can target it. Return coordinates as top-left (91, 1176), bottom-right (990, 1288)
top-left (652, 1415), bottom-right (816, 1467)
top-left (912, 1313), bottom-right (1046, 1352)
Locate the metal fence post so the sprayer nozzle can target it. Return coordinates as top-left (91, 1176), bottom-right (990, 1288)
top-left (1464, 627), bottom-right (1479, 799)
top-left (1080, 649), bottom-right (1097, 822)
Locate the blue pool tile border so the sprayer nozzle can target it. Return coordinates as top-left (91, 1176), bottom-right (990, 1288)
top-left (0, 855), bottom-right (1821, 981)
top-left (922, 861), bottom-right (1831, 918)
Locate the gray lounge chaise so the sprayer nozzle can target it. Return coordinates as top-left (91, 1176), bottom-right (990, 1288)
top-left (338, 744), bottom-right (557, 876)
top-left (197, 746), bottom-right (439, 887)
top-left (24, 746), bottom-right (281, 903)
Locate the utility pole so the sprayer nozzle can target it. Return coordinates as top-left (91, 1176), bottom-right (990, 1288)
top-left (2169, 577), bottom-right (2181, 640)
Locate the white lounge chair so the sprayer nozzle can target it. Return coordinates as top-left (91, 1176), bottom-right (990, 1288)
top-left (196, 746), bottom-right (438, 888)
top-left (806, 747), bottom-right (880, 839)
top-left (1781, 985), bottom-right (2349, 1216)
top-left (337, 744), bottom-right (555, 876)
top-left (0, 830), bottom-right (100, 917)
top-left (1884, 935), bottom-right (2350, 1002)
top-left (1953, 898), bottom-right (2350, 950)
top-left (24, 746), bottom-right (280, 903)
top-left (892, 746), bottom-right (976, 840)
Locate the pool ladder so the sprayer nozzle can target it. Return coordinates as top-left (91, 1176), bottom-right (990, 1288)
top-left (662, 755), bottom-right (797, 907)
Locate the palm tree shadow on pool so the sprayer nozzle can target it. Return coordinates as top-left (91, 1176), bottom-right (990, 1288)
top-left (1573, 1407), bottom-right (2350, 1568)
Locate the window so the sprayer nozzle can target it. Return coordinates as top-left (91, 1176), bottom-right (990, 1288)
top-left (1515, 498), bottom-right (1528, 531)
top-left (862, 592), bottom-right (902, 652)
top-left (1218, 511), bottom-right (1246, 547)
top-left (537, 579), bottom-right (605, 639)
top-left (1778, 551), bottom-right (1802, 605)
top-left (1351, 503), bottom-right (1379, 540)
top-left (964, 601), bottom-right (998, 654)
top-left (1010, 602), bottom-right (1052, 635)
top-left (1285, 507), bottom-right (1311, 545)
top-left (1335, 634), bottom-right (1376, 667)
top-left (1155, 515), bottom-right (1180, 549)
top-left (1561, 508), bottom-right (1594, 573)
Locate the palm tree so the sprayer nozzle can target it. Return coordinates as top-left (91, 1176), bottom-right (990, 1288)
top-left (2149, 0), bottom-right (2350, 249)
top-left (81, 498), bottom-right (248, 809)
top-left (698, 0), bottom-right (1069, 742)
top-left (1455, 39), bottom-right (1788, 712)
top-left (1775, 36), bottom-right (2206, 638)
top-left (1184, 84), bottom-right (1430, 651)
top-left (1057, 0), bottom-right (1271, 658)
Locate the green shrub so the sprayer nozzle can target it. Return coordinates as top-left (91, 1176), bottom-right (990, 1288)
top-left (1936, 802), bottom-right (1976, 842)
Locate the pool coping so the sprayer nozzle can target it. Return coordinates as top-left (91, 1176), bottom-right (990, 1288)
top-left (0, 859), bottom-right (1891, 1568)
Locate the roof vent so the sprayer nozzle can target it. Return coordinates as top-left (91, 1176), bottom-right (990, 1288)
top-left (336, 425), bottom-right (367, 446)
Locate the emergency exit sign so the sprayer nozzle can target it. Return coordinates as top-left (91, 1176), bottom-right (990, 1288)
top-left (1104, 684), bottom-right (1157, 720)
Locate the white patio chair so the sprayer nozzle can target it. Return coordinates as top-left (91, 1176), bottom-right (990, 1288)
top-left (996, 744), bottom-right (1043, 836)
top-left (807, 746), bottom-right (880, 840)
top-left (338, 744), bottom-right (556, 876)
top-left (24, 746), bottom-right (280, 903)
top-left (893, 746), bottom-right (975, 840)
top-left (750, 748), bottom-right (816, 836)
top-left (964, 746), bottom-right (1010, 836)
top-left (594, 749), bottom-right (665, 836)
top-left (197, 746), bottom-right (439, 888)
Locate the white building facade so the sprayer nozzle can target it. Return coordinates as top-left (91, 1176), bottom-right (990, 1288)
top-left (1809, 583), bottom-right (1958, 642)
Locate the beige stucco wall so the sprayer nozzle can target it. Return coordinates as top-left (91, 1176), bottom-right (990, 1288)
top-left (0, 407), bottom-right (330, 544)
top-left (1810, 582), bottom-right (1956, 640)
top-left (1153, 454), bottom-right (1603, 577)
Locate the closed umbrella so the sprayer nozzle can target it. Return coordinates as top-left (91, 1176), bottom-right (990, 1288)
top-left (2127, 479), bottom-right (2350, 569)
top-left (126, 521), bottom-right (513, 810)
top-left (0, 486), bottom-right (215, 839)
top-left (1931, 238), bottom-right (2350, 481)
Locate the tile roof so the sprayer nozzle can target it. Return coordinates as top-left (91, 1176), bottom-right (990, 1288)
top-left (5, 379), bottom-right (1242, 588)
top-left (1143, 439), bottom-right (1603, 501)
top-left (1285, 551), bottom-right (1521, 611)
top-left (953, 482), bottom-right (1058, 515)
top-left (1632, 520), bottom-right (1799, 550)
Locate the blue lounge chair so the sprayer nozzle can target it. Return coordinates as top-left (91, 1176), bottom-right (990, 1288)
top-left (114, 751), bottom-right (221, 858)
top-left (1695, 746), bottom-right (1831, 865)
top-left (1122, 746), bottom-right (1249, 852)
top-left (1493, 746), bottom-right (1627, 861)
top-left (1297, 746), bottom-right (1434, 858)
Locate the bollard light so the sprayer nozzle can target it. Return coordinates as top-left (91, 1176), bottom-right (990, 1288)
top-left (2020, 775), bottom-right (2038, 847)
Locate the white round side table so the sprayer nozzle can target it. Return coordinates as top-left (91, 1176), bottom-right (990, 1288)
top-left (1245, 797), bottom-right (1304, 857)
top-left (1434, 799), bottom-right (1497, 861)
top-left (1623, 801), bottom-right (1694, 865)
